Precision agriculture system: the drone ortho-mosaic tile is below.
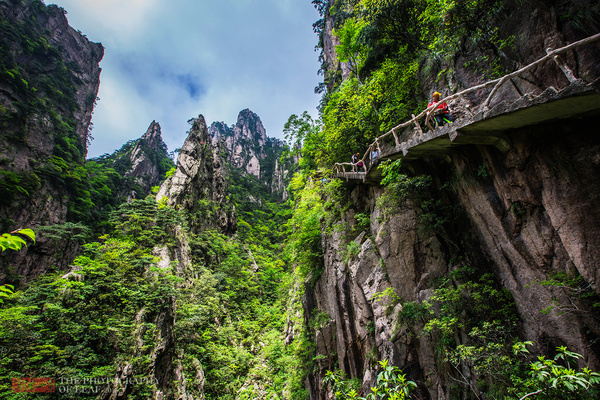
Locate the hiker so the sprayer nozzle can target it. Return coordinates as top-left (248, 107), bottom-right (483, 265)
top-left (352, 152), bottom-right (360, 172)
top-left (357, 158), bottom-right (364, 172)
top-left (428, 91), bottom-right (454, 127)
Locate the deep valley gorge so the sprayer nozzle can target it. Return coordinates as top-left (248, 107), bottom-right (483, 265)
top-left (1, 0), bottom-right (600, 399)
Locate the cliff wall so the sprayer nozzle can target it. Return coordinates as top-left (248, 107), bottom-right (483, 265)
top-left (0, 0), bottom-right (103, 280)
top-left (307, 0), bottom-right (600, 398)
top-left (124, 121), bottom-right (172, 197)
top-left (306, 115), bottom-right (600, 399)
top-left (209, 109), bottom-right (268, 178)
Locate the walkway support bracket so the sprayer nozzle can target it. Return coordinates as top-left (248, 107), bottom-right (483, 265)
top-left (546, 47), bottom-right (578, 83)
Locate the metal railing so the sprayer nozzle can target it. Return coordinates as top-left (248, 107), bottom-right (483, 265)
top-left (334, 32), bottom-right (600, 177)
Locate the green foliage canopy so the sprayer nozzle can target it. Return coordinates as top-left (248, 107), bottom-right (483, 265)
top-left (311, 0), bottom-right (511, 167)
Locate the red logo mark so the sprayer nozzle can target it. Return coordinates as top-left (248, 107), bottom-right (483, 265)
top-left (12, 377), bottom-right (55, 393)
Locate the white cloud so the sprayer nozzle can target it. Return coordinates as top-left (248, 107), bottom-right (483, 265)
top-left (51, 0), bottom-right (161, 41)
top-left (48, 0), bottom-right (322, 157)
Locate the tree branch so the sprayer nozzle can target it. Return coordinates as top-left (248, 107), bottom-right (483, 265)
top-left (519, 389), bottom-right (543, 400)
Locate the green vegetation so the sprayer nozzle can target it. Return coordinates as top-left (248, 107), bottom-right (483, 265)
top-left (0, 229), bottom-right (34, 304)
top-left (283, 111), bottom-right (324, 172)
top-left (84, 137), bottom-right (175, 233)
top-left (324, 360), bottom-right (417, 399)
top-left (448, 340), bottom-right (600, 399)
top-left (0, 229), bottom-right (35, 252)
top-left (377, 159), bottom-right (456, 234)
top-left (2, 0), bottom-right (600, 399)
top-left (308, 0), bottom-right (513, 164)
top-left (510, 344), bottom-right (600, 399)
top-left (228, 168), bottom-right (290, 247)
top-left (285, 172), bottom-right (351, 282)
top-left (0, 5), bottom-right (82, 140)
top-left (0, 188), bottom-right (309, 398)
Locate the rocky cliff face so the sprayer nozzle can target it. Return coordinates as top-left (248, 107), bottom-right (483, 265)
top-left (307, 1), bottom-right (600, 398)
top-left (306, 116), bottom-right (600, 399)
top-left (0, 0), bottom-right (103, 159)
top-left (270, 156), bottom-right (293, 200)
top-left (125, 121), bottom-right (170, 195)
top-left (0, 0), bottom-right (103, 281)
top-left (208, 108), bottom-right (290, 197)
top-left (158, 115), bottom-right (236, 235)
top-left (95, 120), bottom-right (174, 202)
top-left (209, 109), bottom-right (268, 178)
top-left (315, 0), bottom-right (351, 92)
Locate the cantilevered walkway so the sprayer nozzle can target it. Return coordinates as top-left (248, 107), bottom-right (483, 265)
top-left (334, 33), bottom-right (600, 184)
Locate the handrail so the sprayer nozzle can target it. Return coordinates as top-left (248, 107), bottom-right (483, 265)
top-left (334, 32), bottom-right (600, 178)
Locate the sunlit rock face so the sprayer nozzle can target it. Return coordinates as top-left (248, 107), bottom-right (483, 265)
top-left (157, 115), bottom-right (236, 235)
top-left (125, 121), bottom-right (168, 194)
top-left (208, 109), bottom-right (291, 198)
top-left (209, 109), bottom-right (268, 178)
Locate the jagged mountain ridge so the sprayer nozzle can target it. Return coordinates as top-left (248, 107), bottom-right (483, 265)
top-left (209, 109), bottom-right (268, 178)
top-left (157, 114), bottom-right (236, 236)
top-left (209, 109), bottom-right (291, 198)
top-left (93, 108), bottom-right (290, 211)
top-left (124, 121), bottom-right (173, 195)
top-left (91, 120), bottom-right (175, 202)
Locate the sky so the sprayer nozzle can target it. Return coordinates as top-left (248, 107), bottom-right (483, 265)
top-left (47, 0), bottom-right (323, 158)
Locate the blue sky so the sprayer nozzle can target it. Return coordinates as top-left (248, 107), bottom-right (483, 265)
top-left (47, 0), bottom-right (322, 158)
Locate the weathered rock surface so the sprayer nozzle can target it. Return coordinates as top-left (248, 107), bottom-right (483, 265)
top-left (316, 0), bottom-right (352, 91)
top-left (306, 185), bottom-right (447, 399)
top-left (208, 109), bottom-right (290, 197)
top-left (125, 121), bottom-right (170, 195)
top-left (308, 114), bottom-right (600, 399)
top-left (271, 157), bottom-right (293, 200)
top-left (0, 1), bottom-right (103, 158)
top-left (0, 0), bottom-right (103, 281)
top-left (308, 1), bottom-right (600, 399)
top-left (452, 120), bottom-right (600, 356)
top-left (209, 109), bottom-right (268, 178)
top-left (126, 121), bottom-right (164, 189)
top-left (158, 115), bottom-right (236, 235)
